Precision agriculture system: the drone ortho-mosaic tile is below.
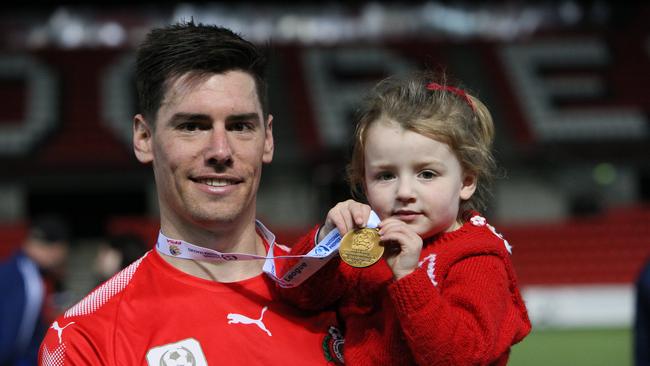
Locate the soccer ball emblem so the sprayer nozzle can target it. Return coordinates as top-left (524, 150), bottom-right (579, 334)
top-left (160, 346), bottom-right (196, 366)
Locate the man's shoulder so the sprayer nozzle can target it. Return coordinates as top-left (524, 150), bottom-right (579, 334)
top-left (45, 251), bottom-right (151, 334)
top-left (39, 252), bottom-right (153, 365)
top-left (65, 252), bottom-right (151, 319)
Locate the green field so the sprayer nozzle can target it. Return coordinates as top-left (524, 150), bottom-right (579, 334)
top-left (509, 327), bottom-right (632, 366)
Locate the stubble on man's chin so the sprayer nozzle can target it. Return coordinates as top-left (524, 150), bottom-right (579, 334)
top-left (180, 187), bottom-right (257, 230)
top-left (187, 203), bottom-right (244, 230)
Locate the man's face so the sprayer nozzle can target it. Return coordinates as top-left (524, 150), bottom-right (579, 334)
top-left (134, 71), bottom-right (274, 234)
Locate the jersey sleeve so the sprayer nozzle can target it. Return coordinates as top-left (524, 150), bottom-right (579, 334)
top-left (39, 318), bottom-right (109, 366)
top-left (274, 226), bottom-right (351, 310)
top-left (388, 255), bottom-right (531, 366)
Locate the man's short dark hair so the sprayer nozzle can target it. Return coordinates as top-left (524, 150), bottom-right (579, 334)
top-left (135, 20), bottom-right (269, 124)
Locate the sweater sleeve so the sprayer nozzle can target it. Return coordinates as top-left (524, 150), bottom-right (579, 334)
top-left (274, 226), bottom-right (350, 311)
top-left (388, 254), bottom-right (529, 366)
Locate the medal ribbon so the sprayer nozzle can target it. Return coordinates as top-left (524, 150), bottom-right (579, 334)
top-left (263, 211), bottom-right (381, 288)
top-left (155, 214), bottom-right (381, 288)
top-left (156, 221), bottom-right (293, 261)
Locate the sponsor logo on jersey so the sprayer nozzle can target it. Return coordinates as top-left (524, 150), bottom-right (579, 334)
top-left (322, 326), bottom-right (345, 365)
top-left (227, 306), bottom-right (272, 336)
top-left (50, 320), bottom-right (75, 344)
top-left (146, 338), bottom-right (207, 366)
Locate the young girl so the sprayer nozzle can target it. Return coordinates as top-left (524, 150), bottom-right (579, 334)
top-left (276, 71), bottom-right (531, 365)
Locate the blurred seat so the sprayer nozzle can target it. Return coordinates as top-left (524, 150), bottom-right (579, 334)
top-left (503, 204), bottom-right (650, 285)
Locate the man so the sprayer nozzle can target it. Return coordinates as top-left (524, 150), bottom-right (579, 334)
top-left (1, 216), bottom-right (69, 366)
top-left (39, 21), bottom-right (343, 365)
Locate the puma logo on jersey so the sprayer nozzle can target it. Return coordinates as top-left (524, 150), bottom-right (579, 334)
top-left (227, 306), bottom-right (272, 336)
top-left (51, 320), bottom-right (75, 344)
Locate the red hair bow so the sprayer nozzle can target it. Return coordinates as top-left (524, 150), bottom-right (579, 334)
top-left (426, 82), bottom-right (475, 111)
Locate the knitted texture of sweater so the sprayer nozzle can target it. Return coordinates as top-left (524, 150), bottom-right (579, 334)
top-left (276, 214), bottom-right (531, 366)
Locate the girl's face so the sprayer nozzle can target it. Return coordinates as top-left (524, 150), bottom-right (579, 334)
top-left (363, 118), bottom-right (476, 238)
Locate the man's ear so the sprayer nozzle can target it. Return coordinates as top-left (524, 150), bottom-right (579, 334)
top-left (133, 114), bottom-right (153, 163)
top-left (262, 114), bottom-right (274, 164)
top-left (460, 173), bottom-right (477, 200)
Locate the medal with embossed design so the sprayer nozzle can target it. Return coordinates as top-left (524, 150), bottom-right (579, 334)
top-left (339, 228), bottom-right (383, 267)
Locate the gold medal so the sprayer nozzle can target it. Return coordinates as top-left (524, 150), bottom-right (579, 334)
top-left (339, 228), bottom-right (383, 268)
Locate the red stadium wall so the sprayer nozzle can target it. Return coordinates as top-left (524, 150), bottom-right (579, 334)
top-left (503, 205), bottom-right (650, 285)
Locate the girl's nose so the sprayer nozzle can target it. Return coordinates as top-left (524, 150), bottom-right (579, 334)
top-left (396, 178), bottom-right (416, 202)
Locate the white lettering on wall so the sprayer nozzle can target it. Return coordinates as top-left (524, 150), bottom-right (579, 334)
top-left (303, 48), bottom-right (413, 148)
top-left (499, 39), bottom-right (647, 141)
top-left (0, 55), bottom-right (58, 155)
top-left (101, 53), bottom-right (136, 147)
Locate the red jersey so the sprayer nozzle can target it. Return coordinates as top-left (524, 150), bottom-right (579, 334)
top-left (39, 235), bottom-right (343, 365)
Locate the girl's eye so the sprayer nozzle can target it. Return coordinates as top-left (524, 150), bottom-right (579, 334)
top-left (376, 172), bottom-right (395, 181)
top-left (419, 170), bottom-right (437, 179)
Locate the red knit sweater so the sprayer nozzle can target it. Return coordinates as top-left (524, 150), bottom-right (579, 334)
top-left (276, 214), bottom-right (531, 366)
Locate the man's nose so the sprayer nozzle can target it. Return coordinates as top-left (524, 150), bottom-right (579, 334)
top-left (204, 127), bottom-right (233, 165)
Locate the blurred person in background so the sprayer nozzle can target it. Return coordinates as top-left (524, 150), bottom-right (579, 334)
top-left (39, 20), bottom-right (342, 365)
top-left (635, 258), bottom-right (650, 366)
top-left (0, 215), bottom-right (70, 366)
top-left (93, 234), bottom-right (148, 285)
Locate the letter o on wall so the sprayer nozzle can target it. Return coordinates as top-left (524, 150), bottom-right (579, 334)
top-left (101, 53), bottom-right (136, 148)
top-left (0, 55), bottom-right (58, 156)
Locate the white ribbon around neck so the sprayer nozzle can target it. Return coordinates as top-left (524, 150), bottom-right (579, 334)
top-left (155, 213), bottom-right (381, 288)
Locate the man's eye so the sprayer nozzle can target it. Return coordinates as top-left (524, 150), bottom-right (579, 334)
top-left (229, 122), bottom-right (254, 132)
top-left (178, 123), bottom-right (200, 131)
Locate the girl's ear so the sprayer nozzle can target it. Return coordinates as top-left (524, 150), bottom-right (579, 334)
top-left (460, 173), bottom-right (477, 200)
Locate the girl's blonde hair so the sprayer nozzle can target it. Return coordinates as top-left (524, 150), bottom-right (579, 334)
top-left (347, 71), bottom-right (496, 220)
